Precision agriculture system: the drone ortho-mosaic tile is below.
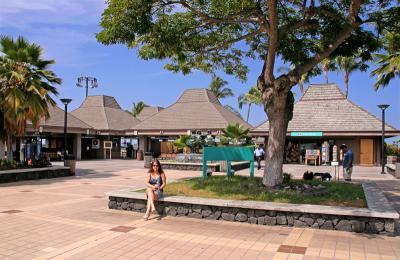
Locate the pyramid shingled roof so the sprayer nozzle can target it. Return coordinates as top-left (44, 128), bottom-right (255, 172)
top-left (26, 104), bottom-right (93, 134)
top-left (134, 88), bottom-right (252, 132)
top-left (252, 84), bottom-right (399, 136)
top-left (71, 95), bottom-right (141, 132)
top-left (137, 106), bottom-right (164, 121)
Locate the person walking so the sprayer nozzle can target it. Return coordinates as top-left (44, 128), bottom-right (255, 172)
top-left (144, 159), bottom-right (166, 220)
top-left (340, 144), bottom-right (353, 181)
top-left (254, 145), bottom-right (265, 170)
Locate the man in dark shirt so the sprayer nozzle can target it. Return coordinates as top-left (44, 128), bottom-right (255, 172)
top-left (340, 144), bottom-right (353, 181)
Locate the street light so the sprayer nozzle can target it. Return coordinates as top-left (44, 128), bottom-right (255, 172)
top-left (60, 98), bottom-right (72, 164)
top-left (377, 104), bottom-right (390, 174)
top-left (76, 75), bottom-right (98, 97)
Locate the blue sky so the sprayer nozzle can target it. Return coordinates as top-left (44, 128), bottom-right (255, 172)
top-left (1, 0), bottom-right (399, 141)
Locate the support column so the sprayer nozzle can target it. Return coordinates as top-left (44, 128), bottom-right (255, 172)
top-left (0, 141), bottom-right (5, 159)
top-left (73, 134), bottom-right (82, 160)
top-left (139, 136), bottom-right (147, 153)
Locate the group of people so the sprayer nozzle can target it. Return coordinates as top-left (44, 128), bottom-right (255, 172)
top-left (143, 143), bottom-right (354, 220)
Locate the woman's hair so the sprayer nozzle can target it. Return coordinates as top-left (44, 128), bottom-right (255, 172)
top-left (148, 159), bottom-right (164, 174)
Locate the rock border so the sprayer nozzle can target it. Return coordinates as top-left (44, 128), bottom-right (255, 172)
top-left (0, 166), bottom-right (72, 183)
top-left (106, 183), bottom-right (399, 236)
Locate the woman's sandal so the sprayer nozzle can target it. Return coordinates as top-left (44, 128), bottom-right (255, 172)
top-left (143, 213), bottom-right (149, 221)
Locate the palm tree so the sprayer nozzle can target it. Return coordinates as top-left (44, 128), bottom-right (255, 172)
top-left (238, 86), bottom-right (263, 122)
top-left (208, 76), bottom-right (234, 99)
top-left (0, 35), bottom-right (61, 160)
top-left (129, 101), bottom-right (148, 118)
top-left (221, 123), bottom-right (251, 145)
top-left (371, 53), bottom-right (400, 89)
top-left (335, 56), bottom-right (361, 98)
top-left (319, 58), bottom-right (332, 83)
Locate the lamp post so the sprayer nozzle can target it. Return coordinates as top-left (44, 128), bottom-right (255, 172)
top-left (60, 98), bottom-right (72, 164)
top-left (377, 104), bottom-right (389, 174)
top-left (76, 75), bottom-right (98, 97)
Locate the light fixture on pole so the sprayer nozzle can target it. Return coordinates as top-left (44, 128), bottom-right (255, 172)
top-left (60, 98), bottom-right (72, 164)
top-left (76, 75), bottom-right (98, 97)
top-left (377, 104), bottom-right (389, 174)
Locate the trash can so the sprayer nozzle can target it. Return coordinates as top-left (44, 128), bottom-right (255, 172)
top-left (144, 152), bottom-right (153, 168)
top-left (64, 155), bottom-right (76, 175)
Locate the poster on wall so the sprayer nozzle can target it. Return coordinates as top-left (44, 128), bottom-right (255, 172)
top-left (92, 139), bottom-right (100, 149)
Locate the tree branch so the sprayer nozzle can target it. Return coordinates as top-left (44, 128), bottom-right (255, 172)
top-left (202, 29), bottom-right (264, 53)
top-left (263, 0), bottom-right (278, 85)
top-left (282, 0), bottom-right (363, 90)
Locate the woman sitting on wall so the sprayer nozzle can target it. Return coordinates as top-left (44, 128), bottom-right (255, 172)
top-left (144, 159), bottom-right (166, 220)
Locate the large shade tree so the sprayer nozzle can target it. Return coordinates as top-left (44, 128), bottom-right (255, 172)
top-left (0, 36), bottom-right (60, 160)
top-left (97, 0), bottom-right (397, 187)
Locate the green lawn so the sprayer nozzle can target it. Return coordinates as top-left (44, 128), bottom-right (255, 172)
top-left (163, 176), bottom-right (366, 208)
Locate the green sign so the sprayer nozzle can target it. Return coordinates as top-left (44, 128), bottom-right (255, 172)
top-left (202, 146), bottom-right (254, 178)
top-left (290, 132), bottom-right (323, 137)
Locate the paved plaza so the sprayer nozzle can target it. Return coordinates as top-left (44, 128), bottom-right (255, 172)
top-left (1, 160), bottom-right (400, 260)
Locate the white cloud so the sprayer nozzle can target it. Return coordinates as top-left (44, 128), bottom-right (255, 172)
top-left (0, 0), bottom-right (109, 67)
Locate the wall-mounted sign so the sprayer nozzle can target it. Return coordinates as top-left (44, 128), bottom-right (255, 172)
top-left (92, 139), bottom-right (100, 149)
top-left (104, 141), bottom-right (113, 149)
top-left (290, 132), bottom-right (323, 137)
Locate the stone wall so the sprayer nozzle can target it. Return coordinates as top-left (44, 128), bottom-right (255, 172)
top-left (108, 196), bottom-right (396, 236)
top-left (0, 167), bottom-right (73, 183)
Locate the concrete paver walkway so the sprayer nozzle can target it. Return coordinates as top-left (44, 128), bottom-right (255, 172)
top-left (0, 160), bottom-right (399, 259)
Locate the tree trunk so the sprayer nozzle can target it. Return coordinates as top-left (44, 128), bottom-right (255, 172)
top-left (262, 88), bottom-right (293, 187)
top-left (246, 103), bottom-right (252, 122)
top-left (345, 74), bottom-right (349, 98)
top-left (324, 64), bottom-right (328, 84)
top-left (6, 134), bottom-right (13, 161)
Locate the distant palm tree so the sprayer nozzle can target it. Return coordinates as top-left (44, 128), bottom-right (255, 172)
top-left (129, 101), bottom-right (148, 118)
top-left (0, 35), bottom-right (61, 160)
top-left (208, 76), bottom-right (234, 99)
top-left (335, 56), bottom-right (362, 98)
top-left (238, 86), bottom-right (263, 122)
top-left (319, 58), bottom-right (335, 84)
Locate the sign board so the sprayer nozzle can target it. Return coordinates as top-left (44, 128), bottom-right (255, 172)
top-left (290, 132), bottom-right (323, 137)
top-left (331, 161), bottom-right (339, 166)
top-left (92, 139), bottom-right (100, 149)
top-left (104, 141), bottom-right (112, 149)
top-left (202, 146), bottom-right (254, 178)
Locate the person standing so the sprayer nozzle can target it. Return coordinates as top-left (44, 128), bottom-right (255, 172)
top-left (254, 145), bottom-right (265, 170)
top-left (340, 144), bottom-right (353, 181)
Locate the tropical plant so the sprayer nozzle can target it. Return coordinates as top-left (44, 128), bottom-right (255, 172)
top-left (238, 86), bottom-right (263, 122)
top-left (221, 123), bottom-right (251, 145)
top-left (224, 105), bottom-right (243, 120)
top-left (186, 134), bottom-right (204, 153)
top-left (129, 101), bottom-right (148, 118)
top-left (173, 135), bottom-right (190, 151)
top-left (208, 76), bottom-right (234, 99)
top-left (371, 31), bottom-right (400, 90)
top-left (97, 0), bottom-right (395, 187)
top-left (335, 56), bottom-right (364, 98)
top-left (0, 35), bottom-right (61, 160)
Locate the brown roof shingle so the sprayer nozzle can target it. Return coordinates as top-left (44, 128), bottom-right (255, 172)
top-left (137, 106), bottom-right (164, 121)
top-left (252, 84), bottom-right (399, 136)
top-left (71, 95), bottom-right (141, 132)
top-left (134, 89), bottom-right (252, 132)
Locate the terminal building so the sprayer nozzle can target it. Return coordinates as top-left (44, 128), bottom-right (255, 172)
top-left (251, 84), bottom-right (400, 165)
